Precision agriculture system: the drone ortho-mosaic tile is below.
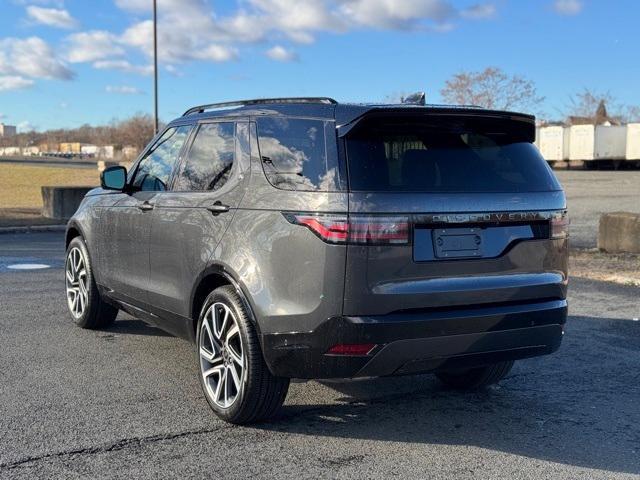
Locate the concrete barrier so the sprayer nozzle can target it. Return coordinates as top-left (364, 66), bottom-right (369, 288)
top-left (598, 212), bottom-right (640, 253)
top-left (41, 186), bottom-right (94, 220)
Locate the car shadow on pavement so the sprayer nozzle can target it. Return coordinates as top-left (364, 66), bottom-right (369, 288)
top-left (258, 315), bottom-right (640, 476)
top-left (107, 318), bottom-right (172, 337)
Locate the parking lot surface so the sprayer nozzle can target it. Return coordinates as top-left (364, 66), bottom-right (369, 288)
top-left (556, 170), bottom-right (640, 248)
top-left (1, 231), bottom-right (639, 479)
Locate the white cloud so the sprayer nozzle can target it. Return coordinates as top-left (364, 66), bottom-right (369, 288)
top-left (26, 6), bottom-right (78, 29)
top-left (121, 19), bottom-right (237, 64)
top-left (0, 37), bottom-right (73, 80)
top-left (66, 31), bottom-right (124, 63)
top-left (57, 0), bottom-right (497, 80)
top-left (106, 85), bottom-right (144, 95)
top-left (553, 0), bottom-right (583, 15)
top-left (265, 45), bottom-right (298, 62)
top-left (0, 75), bottom-right (34, 91)
top-left (17, 120), bottom-right (37, 132)
top-left (461, 3), bottom-right (496, 20)
top-left (194, 45), bottom-right (238, 62)
top-left (338, 0), bottom-right (455, 30)
top-left (93, 59), bottom-right (153, 75)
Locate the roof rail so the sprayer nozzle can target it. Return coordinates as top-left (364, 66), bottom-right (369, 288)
top-left (182, 97), bottom-right (338, 116)
top-left (422, 103), bottom-right (484, 109)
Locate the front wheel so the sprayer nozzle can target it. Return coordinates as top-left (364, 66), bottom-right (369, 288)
top-left (196, 285), bottom-right (289, 424)
top-left (65, 236), bottom-right (118, 329)
top-left (436, 361), bottom-right (514, 390)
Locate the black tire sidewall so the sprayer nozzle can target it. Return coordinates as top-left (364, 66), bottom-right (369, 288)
top-left (65, 236), bottom-right (96, 327)
top-left (196, 286), bottom-right (255, 422)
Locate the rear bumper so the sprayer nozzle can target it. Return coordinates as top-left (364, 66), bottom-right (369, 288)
top-left (261, 299), bottom-right (567, 379)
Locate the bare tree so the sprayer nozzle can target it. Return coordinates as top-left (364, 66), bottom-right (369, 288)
top-left (565, 88), bottom-right (640, 123)
top-left (0, 113), bottom-right (158, 149)
top-left (440, 67), bottom-right (544, 112)
top-left (626, 106), bottom-right (640, 123)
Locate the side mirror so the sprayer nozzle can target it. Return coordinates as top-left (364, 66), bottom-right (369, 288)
top-left (101, 165), bottom-right (127, 191)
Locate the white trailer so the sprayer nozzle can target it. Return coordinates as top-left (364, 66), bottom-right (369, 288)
top-left (538, 126), bottom-right (567, 161)
top-left (569, 124), bottom-right (595, 161)
top-left (98, 145), bottom-right (115, 159)
top-left (626, 123), bottom-right (640, 160)
top-left (21, 146), bottom-right (40, 156)
top-left (2, 146), bottom-right (20, 155)
top-left (81, 144), bottom-right (99, 155)
top-left (595, 125), bottom-right (626, 160)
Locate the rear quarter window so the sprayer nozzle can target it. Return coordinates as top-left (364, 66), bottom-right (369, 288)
top-left (256, 117), bottom-right (343, 192)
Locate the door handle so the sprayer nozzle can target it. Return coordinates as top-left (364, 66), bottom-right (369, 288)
top-left (137, 201), bottom-right (155, 211)
top-left (206, 201), bottom-right (230, 215)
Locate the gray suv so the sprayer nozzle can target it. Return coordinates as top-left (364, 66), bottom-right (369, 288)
top-left (65, 97), bottom-right (568, 424)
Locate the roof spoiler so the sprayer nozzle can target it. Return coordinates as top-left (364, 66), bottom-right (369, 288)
top-left (337, 107), bottom-right (536, 142)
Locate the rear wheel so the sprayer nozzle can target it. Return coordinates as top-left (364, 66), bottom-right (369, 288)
top-left (196, 285), bottom-right (289, 424)
top-left (65, 236), bottom-right (118, 329)
top-left (436, 360), bottom-right (514, 390)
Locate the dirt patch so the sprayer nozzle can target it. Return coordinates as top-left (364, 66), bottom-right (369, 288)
top-left (0, 208), bottom-right (63, 228)
top-left (570, 248), bottom-right (640, 286)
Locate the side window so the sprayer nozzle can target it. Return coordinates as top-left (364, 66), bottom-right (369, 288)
top-left (132, 125), bottom-right (191, 191)
top-left (173, 122), bottom-right (235, 191)
top-left (256, 117), bottom-right (340, 192)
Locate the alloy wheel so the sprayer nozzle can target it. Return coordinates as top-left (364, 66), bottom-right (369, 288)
top-left (199, 302), bottom-right (245, 409)
top-left (65, 247), bottom-right (88, 319)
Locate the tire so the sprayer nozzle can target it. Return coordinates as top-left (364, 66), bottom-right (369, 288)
top-left (196, 285), bottom-right (289, 424)
top-left (65, 236), bottom-right (118, 329)
top-left (436, 360), bottom-right (514, 390)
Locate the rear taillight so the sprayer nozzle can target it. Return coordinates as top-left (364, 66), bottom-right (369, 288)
top-left (550, 213), bottom-right (570, 239)
top-left (284, 213), bottom-right (409, 245)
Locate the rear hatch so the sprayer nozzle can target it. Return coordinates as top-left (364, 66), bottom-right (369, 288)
top-left (340, 110), bottom-right (568, 316)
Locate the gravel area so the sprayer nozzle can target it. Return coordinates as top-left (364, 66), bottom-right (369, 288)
top-left (555, 170), bottom-right (640, 248)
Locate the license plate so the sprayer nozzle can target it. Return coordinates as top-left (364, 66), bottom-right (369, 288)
top-left (433, 228), bottom-right (483, 258)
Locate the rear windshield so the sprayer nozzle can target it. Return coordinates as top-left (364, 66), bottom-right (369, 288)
top-left (345, 116), bottom-right (560, 193)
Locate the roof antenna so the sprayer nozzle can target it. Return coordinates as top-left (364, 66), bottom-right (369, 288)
top-left (401, 92), bottom-right (426, 106)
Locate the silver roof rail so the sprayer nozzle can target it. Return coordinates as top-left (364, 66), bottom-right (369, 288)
top-left (182, 97), bottom-right (338, 116)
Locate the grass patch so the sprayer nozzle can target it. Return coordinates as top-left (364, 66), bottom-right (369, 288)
top-left (0, 163), bottom-right (100, 209)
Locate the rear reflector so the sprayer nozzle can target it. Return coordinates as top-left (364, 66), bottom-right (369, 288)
top-left (284, 213), bottom-right (409, 245)
top-left (326, 344), bottom-right (377, 356)
top-left (550, 213), bottom-right (570, 239)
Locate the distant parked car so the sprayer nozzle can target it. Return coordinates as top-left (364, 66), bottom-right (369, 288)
top-left (64, 97), bottom-right (569, 424)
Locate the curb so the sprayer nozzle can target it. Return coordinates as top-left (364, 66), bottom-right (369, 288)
top-left (0, 224), bottom-right (66, 235)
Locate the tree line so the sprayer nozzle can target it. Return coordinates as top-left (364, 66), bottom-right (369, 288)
top-left (0, 114), bottom-right (158, 150)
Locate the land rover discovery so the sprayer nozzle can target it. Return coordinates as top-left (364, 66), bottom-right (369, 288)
top-left (64, 97), bottom-right (568, 424)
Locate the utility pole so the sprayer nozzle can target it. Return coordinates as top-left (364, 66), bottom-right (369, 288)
top-left (153, 0), bottom-right (159, 134)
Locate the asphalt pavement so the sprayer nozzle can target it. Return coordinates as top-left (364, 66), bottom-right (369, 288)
top-left (0, 232), bottom-right (639, 479)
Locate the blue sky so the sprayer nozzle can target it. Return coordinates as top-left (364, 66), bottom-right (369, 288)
top-left (0, 0), bottom-right (638, 131)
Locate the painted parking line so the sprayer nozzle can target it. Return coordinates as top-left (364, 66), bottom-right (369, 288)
top-left (7, 263), bottom-right (51, 270)
top-left (0, 256), bottom-right (63, 273)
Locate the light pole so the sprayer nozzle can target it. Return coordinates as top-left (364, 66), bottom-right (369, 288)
top-left (153, 0), bottom-right (159, 134)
